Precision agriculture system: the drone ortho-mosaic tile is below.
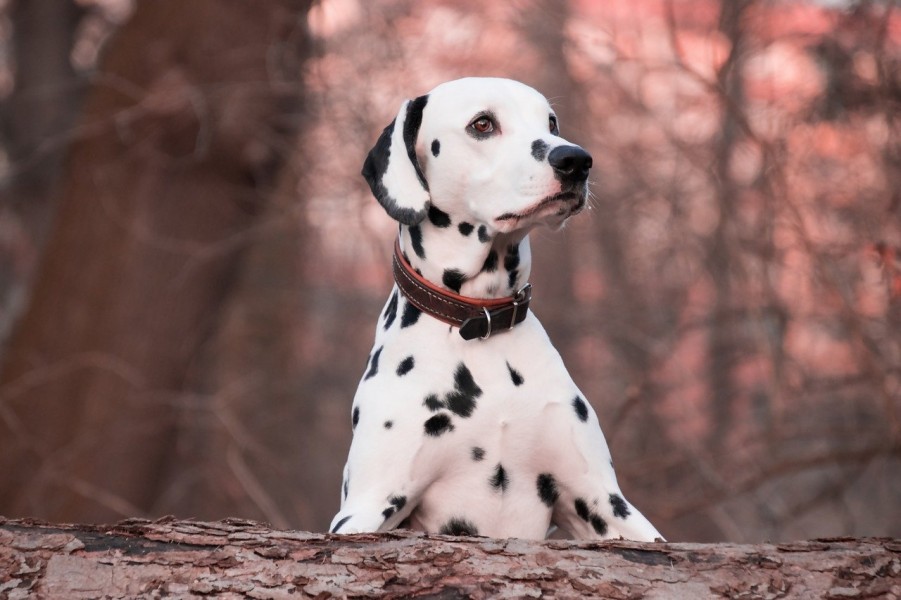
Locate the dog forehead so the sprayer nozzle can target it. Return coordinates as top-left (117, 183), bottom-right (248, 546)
top-left (424, 78), bottom-right (552, 124)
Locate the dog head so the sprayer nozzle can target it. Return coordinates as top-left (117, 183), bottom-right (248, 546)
top-left (362, 77), bottom-right (592, 233)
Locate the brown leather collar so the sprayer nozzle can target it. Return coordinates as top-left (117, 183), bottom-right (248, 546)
top-left (392, 240), bottom-right (531, 340)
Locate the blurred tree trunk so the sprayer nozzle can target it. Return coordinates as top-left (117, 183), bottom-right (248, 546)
top-left (155, 141), bottom-right (313, 527)
top-left (707, 0), bottom-right (753, 451)
top-left (0, 0), bottom-right (312, 522)
top-left (0, 0), bottom-right (85, 349)
top-left (0, 0), bottom-right (84, 230)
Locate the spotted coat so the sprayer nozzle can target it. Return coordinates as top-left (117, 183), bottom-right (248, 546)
top-left (330, 78), bottom-right (662, 542)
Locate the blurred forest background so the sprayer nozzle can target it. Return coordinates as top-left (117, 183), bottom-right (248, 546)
top-left (0, 0), bottom-right (899, 543)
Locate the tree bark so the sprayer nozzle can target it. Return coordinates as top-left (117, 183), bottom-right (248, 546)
top-left (0, 518), bottom-right (897, 599)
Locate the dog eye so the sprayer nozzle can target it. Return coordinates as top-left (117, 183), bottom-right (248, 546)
top-left (549, 116), bottom-right (559, 135)
top-left (470, 116), bottom-right (495, 134)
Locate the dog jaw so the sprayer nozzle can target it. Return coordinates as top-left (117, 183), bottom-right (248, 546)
top-left (493, 189), bottom-right (587, 233)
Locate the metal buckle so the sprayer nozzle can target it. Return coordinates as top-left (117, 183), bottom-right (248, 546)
top-left (459, 283), bottom-right (531, 341)
top-left (509, 283), bottom-right (531, 330)
top-left (479, 306), bottom-right (492, 340)
top-left (515, 282), bottom-right (532, 303)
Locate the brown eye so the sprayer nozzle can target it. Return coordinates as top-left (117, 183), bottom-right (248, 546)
top-left (549, 116), bottom-right (559, 135)
top-left (472, 117), bottom-right (494, 133)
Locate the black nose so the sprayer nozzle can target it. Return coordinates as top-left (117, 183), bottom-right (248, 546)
top-left (548, 145), bottom-right (592, 182)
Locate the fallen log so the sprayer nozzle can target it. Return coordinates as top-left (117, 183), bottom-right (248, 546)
top-left (1, 517), bottom-right (899, 599)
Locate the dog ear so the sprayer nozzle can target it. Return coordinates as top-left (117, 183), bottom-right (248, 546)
top-left (361, 95), bottom-right (430, 225)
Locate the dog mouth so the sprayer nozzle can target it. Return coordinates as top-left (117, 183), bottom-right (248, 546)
top-left (495, 190), bottom-right (586, 224)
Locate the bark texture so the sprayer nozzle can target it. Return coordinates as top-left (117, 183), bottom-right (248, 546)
top-left (0, 517), bottom-right (898, 599)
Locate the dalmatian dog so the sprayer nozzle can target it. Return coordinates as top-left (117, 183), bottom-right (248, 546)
top-left (330, 77), bottom-right (663, 541)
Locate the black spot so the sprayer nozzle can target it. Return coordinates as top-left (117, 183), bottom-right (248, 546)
top-left (471, 447), bottom-right (485, 461)
top-left (428, 205), bottom-right (451, 228)
top-left (431, 139), bottom-right (441, 157)
top-left (575, 498), bottom-right (590, 521)
top-left (384, 420), bottom-right (393, 429)
top-left (477, 225), bottom-right (490, 243)
top-left (536, 474), bottom-right (559, 507)
top-left (400, 301), bottom-right (421, 328)
top-left (439, 517), bottom-right (479, 536)
top-left (383, 495), bottom-right (406, 520)
top-left (343, 477), bottom-right (349, 500)
top-left (610, 494), bottom-right (631, 519)
top-left (352, 406), bottom-right (360, 429)
top-left (458, 222), bottom-right (474, 236)
top-left (506, 248), bottom-right (521, 288)
top-left (481, 250), bottom-right (498, 273)
top-left (442, 269), bottom-right (465, 293)
top-left (507, 362), bottom-right (524, 386)
top-left (531, 139), bottom-right (550, 161)
top-left (424, 394), bottom-right (443, 412)
top-left (331, 515), bottom-right (352, 533)
top-left (572, 396), bottom-right (589, 422)
top-left (445, 363), bottom-right (482, 418)
top-left (444, 391), bottom-right (475, 417)
top-left (454, 363), bottom-right (481, 396)
top-left (490, 464), bottom-right (509, 492)
top-left (396, 355), bottom-right (415, 376)
top-left (508, 269), bottom-right (519, 290)
top-left (383, 290), bottom-right (399, 330)
top-left (573, 496), bottom-right (610, 536)
top-left (590, 514), bottom-right (609, 535)
top-left (504, 246), bottom-right (520, 271)
top-left (364, 346), bottom-right (383, 380)
top-left (409, 225), bottom-right (425, 259)
top-left (424, 413), bottom-right (454, 436)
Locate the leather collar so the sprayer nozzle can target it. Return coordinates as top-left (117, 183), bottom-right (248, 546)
top-left (392, 240), bottom-right (531, 340)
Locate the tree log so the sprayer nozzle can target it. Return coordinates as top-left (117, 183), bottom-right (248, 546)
top-left (0, 518), bottom-right (898, 599)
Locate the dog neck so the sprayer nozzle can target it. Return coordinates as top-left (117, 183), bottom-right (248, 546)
top-left (398, 218), bottom-right (532, 300)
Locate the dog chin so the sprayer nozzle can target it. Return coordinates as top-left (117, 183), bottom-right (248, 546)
top-left (494, 192), bottom-right (585, 231)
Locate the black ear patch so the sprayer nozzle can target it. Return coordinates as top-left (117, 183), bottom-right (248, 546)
top-left (361, 120), bottom-right (399, 212)
top-left (403, 95), bottom-right (430, 190)
top-left (361, 95), bottom-right (431, 225)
